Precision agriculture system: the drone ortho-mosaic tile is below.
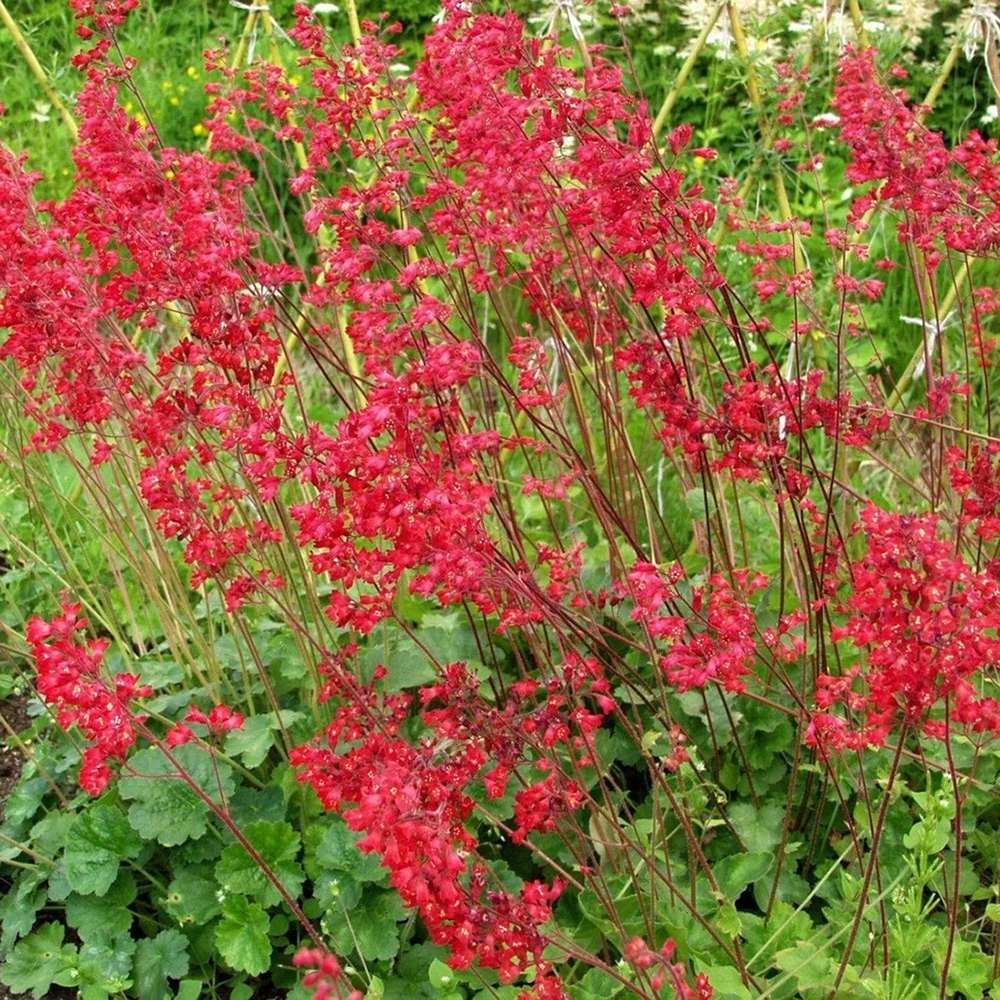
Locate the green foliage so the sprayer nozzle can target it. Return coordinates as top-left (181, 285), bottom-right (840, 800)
top-left (119, 744), bottom-right (235, 845)
top-left (133, 929), bottom-right (191, 1000)
top-left (225, 710), bottom-right (303, 768)
top-left (65, 872), bottom-right (137, 942)
top-left (327, 890), bottom-right (408, 961)
top-left (78, 935), bottom-right (137, 999)
top-left (64, 802), bottom-right (143, 895)
top-left (163, 866), bottom-right (222, 927)
top-left (0, 923), bottom-right (78, 998)
top-left (216, 820), bottom-right (305, 907)
top-left (215, 896), bottom-right (272, 975)
top-left (2, 2), bottom-right (1000, 999)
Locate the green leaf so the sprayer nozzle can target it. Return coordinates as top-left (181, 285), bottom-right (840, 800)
top-left (940, 938), bottom-right (991, 996)
top-left (176, 981), bottom-right (204, 1000)
top-left (362, 617), bottom-right (481, 692)
top-left (64, 802), bottom-right (143, 896)
top-left (774, 941), bottom-right (837, 992)
top-left (65, 870), bottom-right (137, 942)
top-left (328, 889), bottom-right (406, 961)
top-left (395, 942), bottom-right (448, 987)
top-left (716, 900), bottom-right (743, 937)
top-left (224, 711), bottom-right (302, 768)
top-left (429, 958), bottom-right (458, 990)
top-left (228, 782), bottom-right (287, 826)
top-left (0, 923), bottom-right (78, 999)
top-left (676, 688), bottom-right (738, 741)
top-left (579, 875), bottom-right (644, 938)
top-left (744, 901), bottom-right (813, 964)
top-left (309, 816), bottom-right (384, 882)
top-left (3, 773), bottom-right (48, 825)
top-left (727, 802), bottom-right (785, 854)
top-left (697, 965), bottom-right (751, 1000)
top-left (215, 896), bottom-right (271, 975)
top-left (134, 929), bottom-right (191, 1000)
top-left (215, 820), bottom-right (305, 908)
top-left (30, 810), bottom-right (73, 861)
top-left (315, 871), bottom-right (364, 911)
top-left (0, 873), bottom-right (47, 949)
top-left (164, 864), bottom-right (222, 926)
top-left (575, 967), bottom-right (625, 1000)
top-left (378, 637), bottom-right (438, 691)
top-left (77, 934), bottom-right (136, 999)
top-left (715, 851), bottom-right (772, 900)
top-left (119, 744), bottom-right (234, 846)
top-left (903, 818), bottom-right (950, 855)
top-left (594, 727), bottom-right (641, 767)
top-left (136, 659), bottom-right (184, 688)
top-left (174, 834), bottom-right (223, 864)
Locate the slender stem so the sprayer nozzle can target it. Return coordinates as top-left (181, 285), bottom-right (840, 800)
top-left (885, 264), bottom-right (969, 411)
top-left (136, 724), bottom-right (329, 952)
top-left (0, 0), bottom-right (78, 139)
top-left (923, 34), bottom-right (963, 113)
top-left (847, 0), bottom-right (869, 47)
top-left (652, 0), bottom-right (727, 137)
top-left (831, 728), bottom-right (908, 992)
top-left (232, 8), bottom-right (259, 69)
top-left (344, 0), bottom-right (362, 47)
top-left (938, 701), bottom-right (963, 999)
top-left (0, 830), bottom-right (56, 866)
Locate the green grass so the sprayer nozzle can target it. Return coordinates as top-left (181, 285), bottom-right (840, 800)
top-left (1, 1), bottom-right (268, 194)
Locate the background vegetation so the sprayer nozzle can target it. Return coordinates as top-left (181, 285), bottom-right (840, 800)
top-left (3, 2), bottom-right (1000, 1000)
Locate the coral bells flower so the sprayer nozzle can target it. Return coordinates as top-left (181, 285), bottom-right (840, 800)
top-left (165, 723), bottom-right (196, 747)
top-left (809, 505), bottom-right (1000, 751)
top-left (293, 720), bottom-right (566, 994)
top-left (27, 601), bottom-right (150, 794)
top-left (949, 444), bottom-right (1000, 540)
top-left (833, 47), bottom-right (1000, 260)
top-left (185, 703), bottom-right (245, 733)
top-left (660, 572), bottom-right (768, 693)
top-left (622, 937), bottom-right (713, 998)
top-left (512, 772), bottom-right (584, 843)
top-left (292, 948), bottom-right (360, 1000)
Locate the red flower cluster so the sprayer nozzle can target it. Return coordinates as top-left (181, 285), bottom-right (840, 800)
top-left (292, 655), bottom-right (621, 994)
top-left (13, 1), bottom-right (1000, 996)
top-left (292, 948), bottom-right (362, 1000)
top-left (809, 505), bottom-right (1000, 750)
top-left (623, 937), bottom-right (714, 999)
top-left (833, 48), bottom-right (1000, 262)
top-left (950, 444), bottom-right (1000, 540)
top-left (660, 571), bottom-right (768, 695)
top-left (165, 702), bottom-right (245, 746)
top-left (292, 728), bottom-right (565, 992)
top-left (27, 602), bottom-right (150, 794)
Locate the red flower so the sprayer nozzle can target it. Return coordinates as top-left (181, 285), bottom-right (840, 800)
top-left (26, 601), bottom-right (147, 794)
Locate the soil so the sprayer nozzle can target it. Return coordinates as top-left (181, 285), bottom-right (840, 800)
top-left (0, 693), bottom-right (31, 821)
top-left (0, 694), bottom-right (77, 1000)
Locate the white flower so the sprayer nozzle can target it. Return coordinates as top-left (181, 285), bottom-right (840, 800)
top-left (680, 0), bottom-right (795, 58)
top-left (961, 3), bottom-right (1000, 104)
top-left (881, 0), bottom-right (937, 48)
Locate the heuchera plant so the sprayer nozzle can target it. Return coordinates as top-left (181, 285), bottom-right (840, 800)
top-left (4, 0), bottom-right (1000, 996)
